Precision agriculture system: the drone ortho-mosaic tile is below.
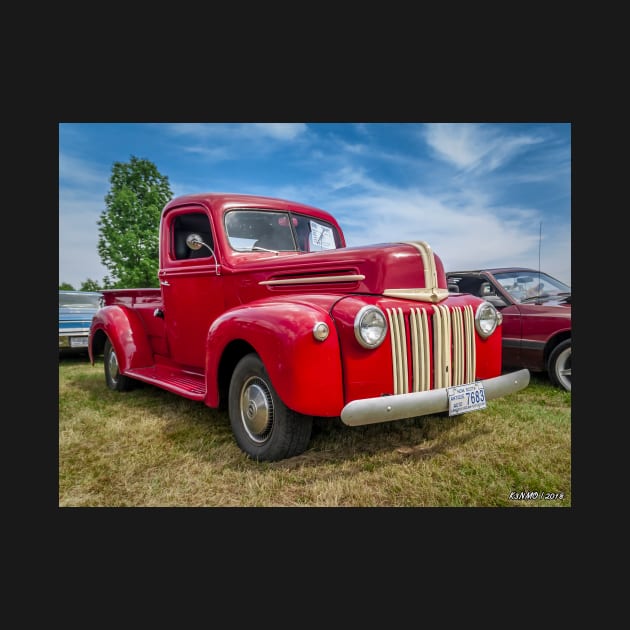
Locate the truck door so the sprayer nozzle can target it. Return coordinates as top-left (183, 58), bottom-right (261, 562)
top-left (159, 208), bottom-right (224, 369)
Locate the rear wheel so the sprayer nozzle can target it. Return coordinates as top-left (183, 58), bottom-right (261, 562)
top-left (228, 353), bottom-right (313, 461)
top-left (104, 339), bottom-right (135, 392)
top-left (548, 339), bottom-right (571, 391)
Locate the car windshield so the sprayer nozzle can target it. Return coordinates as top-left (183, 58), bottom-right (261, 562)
top-left (224, 209), bottom-right (341, 253)
top-left (494, 272), bottom-right (571, 303)
top-left (59, 293), bottom-right (102, 308)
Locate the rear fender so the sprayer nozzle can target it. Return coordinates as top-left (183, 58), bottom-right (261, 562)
top-left (206, 302), bottom-right (344, 416)
top-left (89, 305), bottom-right (154, 373)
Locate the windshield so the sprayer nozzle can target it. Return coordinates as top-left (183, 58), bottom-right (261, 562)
top-left (224, 209), bottom-right (342, 253)
top-left (59, 293), bottom-right (102, 308)
top-left (494, 271), bottom-right (571, 303)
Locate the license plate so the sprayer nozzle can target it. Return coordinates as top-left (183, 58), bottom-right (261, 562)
top-left (447, 382), bottom-right (487, 416)
top-left (70, 336), bottom-right (89, 348)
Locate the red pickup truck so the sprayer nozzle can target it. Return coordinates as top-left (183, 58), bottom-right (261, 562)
top-left (89, 192), bottom-right (529, 461)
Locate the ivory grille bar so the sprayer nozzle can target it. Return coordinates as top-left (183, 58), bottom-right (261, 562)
top-left (386, 304), bottom-right (476, 395)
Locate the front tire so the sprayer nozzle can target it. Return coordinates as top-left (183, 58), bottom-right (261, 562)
top-left (104, 339), bottom-right (135, 392)
top-left (228, 353), bottom-right (313, 461)
top-left (548, 339), bottom-right (571, 391)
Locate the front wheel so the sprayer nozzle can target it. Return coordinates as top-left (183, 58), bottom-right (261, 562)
top-left (547, 339), bottom-right (571, 391)
top-left (104, 339), bottom-right (135, 392)
top-left (228, 353), bottom-right (313, 461)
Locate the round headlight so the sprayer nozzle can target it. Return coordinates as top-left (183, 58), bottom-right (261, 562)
top-left (354, 305), bottom-right (388, 349)
top-left (475, 301), bottom-right (502, 338)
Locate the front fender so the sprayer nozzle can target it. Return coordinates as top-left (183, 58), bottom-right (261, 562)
top-left (89, 305), bottom-right (154, 373)
top-left (206, 301), bottom-right (344, 416)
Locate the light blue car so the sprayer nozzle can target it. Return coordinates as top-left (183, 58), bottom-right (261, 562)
top-left (59, 290), bottom-right (103, 354)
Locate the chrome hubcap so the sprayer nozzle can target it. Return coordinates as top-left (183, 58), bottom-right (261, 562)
top-left (108, 348), bottom-right (120, 382)
top-left (240, 377), bottom-right (273, 442)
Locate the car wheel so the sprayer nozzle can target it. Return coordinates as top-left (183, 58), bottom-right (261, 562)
top-left (228, 353), bottom-right (313, 461)
top-left (547, 339), bottom-right (571, 392)
top-left (104, 339), bottom-right (135, 392)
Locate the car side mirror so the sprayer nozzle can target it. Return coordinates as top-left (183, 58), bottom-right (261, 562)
top-left (485, 295), bottom-right (508, 308)
top-left (185, 233), bottom-right (220, 276)
top-left (186, 233), bottom-right (206, 251)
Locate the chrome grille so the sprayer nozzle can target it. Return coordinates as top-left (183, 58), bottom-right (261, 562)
top-left (386, 305), bottom-right (476, 394)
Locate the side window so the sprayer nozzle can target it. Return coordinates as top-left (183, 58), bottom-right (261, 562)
top-left (458, 278), bottom-right (483, 295)
top-left (172, 213), bottom-right (214, 261)
top-left (293, 214), bottom-right (342, 252)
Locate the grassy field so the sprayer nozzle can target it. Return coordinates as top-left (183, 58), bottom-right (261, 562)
top-left (59, 355), bottom-right (571, 507)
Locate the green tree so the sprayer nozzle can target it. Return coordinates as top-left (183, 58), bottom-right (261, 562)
top-left (59, 282), bottom-right (75, 290)
top-left (80, 278), bottom-right (102, 292)
top-left (97, 156), bottom-right (173, 288)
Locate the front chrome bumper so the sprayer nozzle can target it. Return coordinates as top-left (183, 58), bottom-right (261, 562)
top-left (340, 368), bottom-right (530, 426)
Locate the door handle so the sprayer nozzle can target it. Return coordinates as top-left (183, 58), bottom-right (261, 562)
top-left (160, 280), bottom-right (170, 286)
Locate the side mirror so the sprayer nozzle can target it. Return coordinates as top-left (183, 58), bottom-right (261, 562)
top-left (185, 233), bottom-right (220, 276)
top-left (485, 295), bottom-right (507, 308)
top-left (480, 282), bottom-right (493, 296)
top-left (186, 233), bottom-right (205, 250)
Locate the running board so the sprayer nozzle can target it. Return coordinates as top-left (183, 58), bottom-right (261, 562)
top-left (125, 365), bottom-right (206, 400)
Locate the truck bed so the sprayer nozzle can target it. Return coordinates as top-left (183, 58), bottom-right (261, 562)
top-left (101, 288), bottom-right (162, 307)
top-left (101, 288), bottom-right (168, 357)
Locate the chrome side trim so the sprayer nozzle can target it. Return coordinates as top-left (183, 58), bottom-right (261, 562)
top-left (340, 369), bottom-right (531, 426)
top-left (259, 274), bottom-right (365, 286)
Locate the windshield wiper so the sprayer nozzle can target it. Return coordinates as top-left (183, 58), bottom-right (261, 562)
top-left (251, 246), bottom-right (279, 253)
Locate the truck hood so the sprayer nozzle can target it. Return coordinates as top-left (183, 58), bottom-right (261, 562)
top-left (234, 241), bottom-right (450, 304)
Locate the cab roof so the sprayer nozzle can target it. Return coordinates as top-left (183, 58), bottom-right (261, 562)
top-left (163, 192), bottom-right (340, 226)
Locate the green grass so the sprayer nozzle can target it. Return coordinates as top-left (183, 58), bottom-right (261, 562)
top-left (59, 356), bottom-right (571, 507)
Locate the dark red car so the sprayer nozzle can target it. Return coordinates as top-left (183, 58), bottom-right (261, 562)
top-left (446, 268), bottom-right (571, 391)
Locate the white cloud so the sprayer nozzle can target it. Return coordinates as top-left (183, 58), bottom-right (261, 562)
top-left (59, 152), bottom-right (109, 188)
top-left (324, 166), bottom-right (375, 192)
top-left (59, 155), bottom-right (110, 287)
top-left (251, 123), bottom-right (307, 140)
top-left (181, 145), bottom-right (231, 161)
top-left (424, 123), bottom-right (543, 173)
top-left (324, 182), bottom-right (571, 285)
top-left (161, 123), bottom-right (309, 165)
top-left (59, 192), bottom-right (109, 287)
top-left (165, 123), bottom-right (307, 142)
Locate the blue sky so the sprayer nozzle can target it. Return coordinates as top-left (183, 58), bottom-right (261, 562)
top-left (59, 122), bottom-right (571, 288)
